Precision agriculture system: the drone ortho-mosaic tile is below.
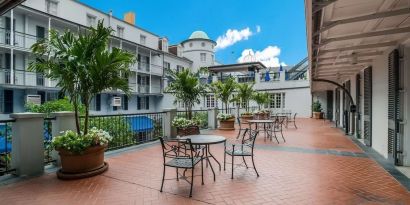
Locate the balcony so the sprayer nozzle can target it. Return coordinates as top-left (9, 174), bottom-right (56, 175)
top-left (0, 28), bottom-right (42, 49)
top-left (138, 85), bottom-right (150, 94)
top-left (0, 69), bottom-right (57, 87)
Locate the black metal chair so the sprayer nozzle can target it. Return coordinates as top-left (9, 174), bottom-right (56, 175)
top-left (159, 137), bottom-right (204, 197)
top-left (287, 113), bottom-right (297, 129)
top-left (268, 116), bottom-right (286, 143)
top-left (236, 117), bottom-right (249, 139)
top-left (224, 129), bottom-right (259, 179)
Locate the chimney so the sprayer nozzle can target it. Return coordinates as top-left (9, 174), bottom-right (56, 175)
top-left (124, 12), bottom-right (136, 25)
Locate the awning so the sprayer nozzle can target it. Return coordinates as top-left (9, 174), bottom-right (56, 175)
top-left (127, 116), bottom-right (154, 133)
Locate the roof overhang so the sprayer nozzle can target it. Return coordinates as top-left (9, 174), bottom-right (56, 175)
top-left (306, 0), bottom-right (410, 92)
top-left (207, 62), bottom-right (266, 73)
top-left (0, 0), bottom-right (25, 15)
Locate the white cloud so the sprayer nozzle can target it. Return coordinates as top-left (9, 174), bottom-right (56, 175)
top-left (256, 25), bottom-right (261, 33)
top-left (215, 27), bottom-right (259, 50)
top-left (237, 46), bottom-right (286, 67)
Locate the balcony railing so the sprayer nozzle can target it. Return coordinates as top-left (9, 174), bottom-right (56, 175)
top-left (0, 69), bottom-right (58, 87)
top-left (138, 62), bottom-right (150, 72)
top-left (138, 85), bottom-right (150, 93)
top-left (260, 72), bottom-right (280, 82)
top-left (0, 28), bottom-right (43, 49)
top-left (151, 64), bottom-right (163, 76)
top-left (237, 75), bottom-right (255, 83)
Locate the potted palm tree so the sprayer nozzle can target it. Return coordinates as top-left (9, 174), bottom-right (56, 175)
top-left (252, 92), bottom-right (271, 119)
top-left (29, 21), bottom-right (136, 179)
top-left (312, 100), bottom-right (324, 119)
top-left (166, 69), bottom-right (207, 135)
top-left (235, 83), bottom-right (255, 123)
top-left (211, 77), bottom-right (236, 130)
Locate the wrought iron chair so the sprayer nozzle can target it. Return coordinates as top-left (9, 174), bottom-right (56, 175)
top-left (224, 128), bottom-right (259, 179)
top-left (267, 116), bottom-right (286, 143)
top-left (236, 117), bottom-right (249, 139)
top-left (159, 137), bottom-right (204, 197)
top-left (287, 113), bottom-right (297, 129)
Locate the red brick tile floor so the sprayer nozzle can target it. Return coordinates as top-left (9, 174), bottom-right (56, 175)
top-left (0, 118), bottom-right (409, 205)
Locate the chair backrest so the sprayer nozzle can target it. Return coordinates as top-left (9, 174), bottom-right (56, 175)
top-left (240, 128), bottom-right (259, 150)
top-left (293, 113), bottom-right (297, 119)
top-left (159, 137), bottom-right (195, 163)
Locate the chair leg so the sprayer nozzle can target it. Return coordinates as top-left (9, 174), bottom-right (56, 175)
top-left (224, 148), bottom-right (226, 171)
top-left (294, 121), bottom-right (297, 129)
top-left (281, 129), bottom-right (285, 142)
top-left (201, 158), bottom-right (204, 185)
top-left (251, 155), bottom-right (259, 177)
top-left (189, 168), bottom-right (194, 197)
top-left (176, 168), bottom-right (179, 181)
top-left (242, 156), bottom-right (248, 168)
top-left (160, 166), bottom-right (166, 192)
top-left (231, 154), bottom-right (234, 179)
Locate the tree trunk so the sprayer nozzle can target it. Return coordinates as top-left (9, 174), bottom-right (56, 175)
top-left (83, 103), bottom-right (89, 135)
top-left (73, 97), bottom-right (81, 135)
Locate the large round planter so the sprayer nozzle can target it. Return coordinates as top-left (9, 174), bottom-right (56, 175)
top-left (219, 118), bottom-right (235, 130)
top-left (177, 126), bottom-right (200, 136)
top-left (240, 115), bottom-right (253, 123)
top-left (313, 112), bottom-right (323, 119)
top-left (57, 144), bottom-right (108, 179)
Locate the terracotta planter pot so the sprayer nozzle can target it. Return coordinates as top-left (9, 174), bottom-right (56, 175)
top-left (177, 126), bottom-right (200, 136)
top-left (313, 112), bottom-right (323, 119)
top-left (240, 115), bottom-right (253, 123)
top-left (219, 118), bottom-right (235, 130)
top-left (58, 144), bottom-right (107, 174)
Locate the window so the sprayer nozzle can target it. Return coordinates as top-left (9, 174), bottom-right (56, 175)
top-left (140, 35), bottom-right (146, 45)
top-left (211, 54), bottom-right (214, 63)
top-left (269, 93), bottom-right (286, 109)
top-left (176, 65), bottom-right (184, 72)
top-left (86, 14), bottom-right (96, 27)
top-left (189, 42), bottom-right (193, 47)
top-left (117, 26), bottom-right (124, 38)
top-left (137, 96), bottom-right (149, 110)
top-left (45, 0), bottom-right (58, 15)
top-left (205, 95), bottom-right (216, 108)
top-left (200, 53), bottom-right (206, 62)
top-left (201, 42), bottom-right (205, 47)
top-left (95, 94), bottom-right (101, 111)
top-left (145, 96), bottom-right (149, 110)
top-left (122, 95), bottom-right (128, 110)
top-left (164, 62), bottom-right (170, 70)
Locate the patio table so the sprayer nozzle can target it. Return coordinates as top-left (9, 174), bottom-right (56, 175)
top-left (180, 135), bottom-right (226, 181)
top-left (247, 119), bottom-right (276, 140)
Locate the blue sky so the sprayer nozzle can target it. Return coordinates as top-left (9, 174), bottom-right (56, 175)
top-left (79, 0), bottom-right (307, 66)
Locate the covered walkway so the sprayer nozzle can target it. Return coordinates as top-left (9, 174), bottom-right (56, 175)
top-left (0, 118), bottom-right (409, 204)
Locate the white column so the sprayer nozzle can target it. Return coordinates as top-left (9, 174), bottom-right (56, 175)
top-left (255, 72), bottom-right (261, 83)
top-left (10, 49), bottom-right (14, 84)
top-left (51, 112), bottom-right (76, 166)
top-left (135, 46), bottom-right (139, 92)
top-left (208, 108), bottom-right (218, 129)
top-left (48, 17), bottom-right (52, 87)
top-left (24, 15), bottom-right (28, 47)
top-left (10, 10), bottom-right (14, 84)
top-left (149, 51), bottom-right (152, 93)
top-left (163, 108), bottom-right (177, 138)
top-left (10, 112), bottom-right (46, 177)
top-left (280, 70), bottom-right (286, 82)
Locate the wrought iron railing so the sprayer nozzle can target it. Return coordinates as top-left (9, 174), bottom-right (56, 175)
top-left (237, 75), bottom-right (255, 83)
top-left (44, 117), bottom-right (56, 165)
top-left (260, 72), bottom-right (280, 82)
top-left (81, 112), bottom-right (165, 151)
top-left (176, 110), bottom-right (209, 129)
top-left (0, 119), bottom-right (15, 176)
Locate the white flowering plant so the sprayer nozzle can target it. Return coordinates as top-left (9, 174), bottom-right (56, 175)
top-left (52, 127), bottom-right (112, 154)
top-left (172, 117), bottom-right (199, 128)
top-left (253, 109), bottom-right (271, 114)
top-left (217, 113), bottom-right (234, 121)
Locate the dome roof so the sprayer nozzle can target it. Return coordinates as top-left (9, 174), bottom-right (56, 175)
top-left (189, 31), bottom-right (210, 40)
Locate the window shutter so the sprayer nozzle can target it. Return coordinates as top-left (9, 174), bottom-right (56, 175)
top-left (145, 96), bottom-right (149, 110)
top-left (96, 94), bottom-right (101, 111)
top-left (123, 95), bottom-right (128, 110)
top-left (137, 96), bottom-right (141, 110)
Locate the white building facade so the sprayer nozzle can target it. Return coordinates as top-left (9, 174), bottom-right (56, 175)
top-left (0, 0), bottom-right (311, 119)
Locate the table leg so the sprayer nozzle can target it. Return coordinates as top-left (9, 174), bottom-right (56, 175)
top-left (205, 145), bottom-right (216, 181)
top-left (207, 145), bottom-right (221, 171)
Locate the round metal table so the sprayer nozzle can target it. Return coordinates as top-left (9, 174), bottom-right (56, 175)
top-left (180, 135), bottom-right (226, 181)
